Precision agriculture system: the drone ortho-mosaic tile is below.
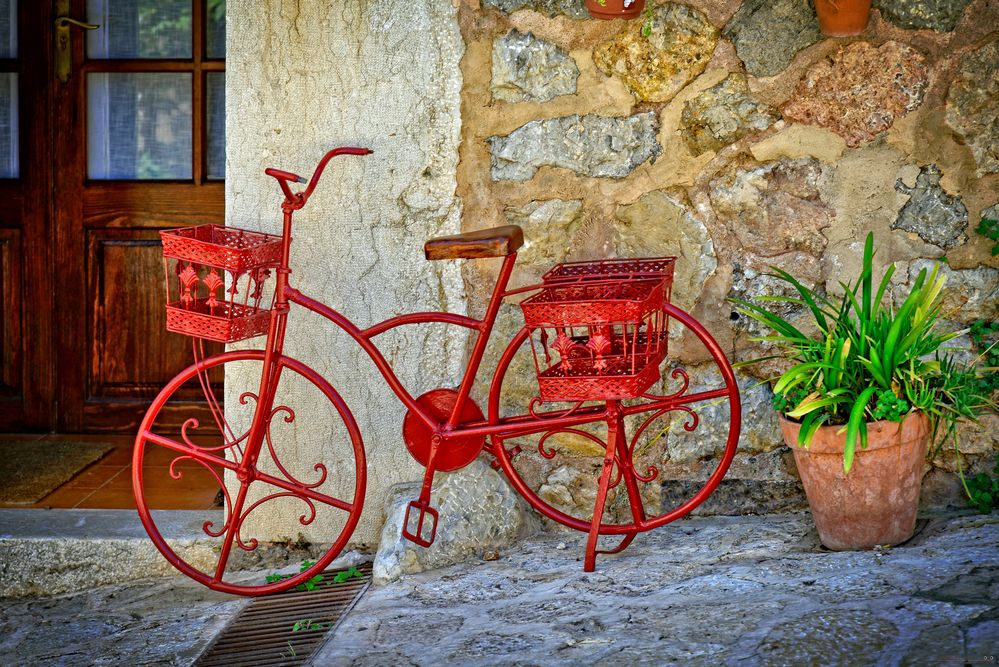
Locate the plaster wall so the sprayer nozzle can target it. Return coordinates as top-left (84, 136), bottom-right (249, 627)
top-left (225, 0), bottom-right (467, 544)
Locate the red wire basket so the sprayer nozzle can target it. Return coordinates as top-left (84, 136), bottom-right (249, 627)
top-left (160, 224), bottom-right (282, 343)
top-left (521, 257), bottom-right (674, 402)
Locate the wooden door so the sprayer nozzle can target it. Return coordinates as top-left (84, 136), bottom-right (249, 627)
top-left (52, 0), bottom-right (225, 433)
top-left (0, 1), bottom-right (52, 431)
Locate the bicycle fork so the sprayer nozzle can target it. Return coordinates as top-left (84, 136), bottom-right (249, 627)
top-left (584, 401), bottom-right (646, 571)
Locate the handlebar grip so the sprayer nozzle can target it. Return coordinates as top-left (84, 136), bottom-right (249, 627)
top-left (265, 168), bottom-right (307, 183)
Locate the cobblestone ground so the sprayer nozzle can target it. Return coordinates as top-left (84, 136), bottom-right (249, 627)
top-left (1, 512), bottom-right (996, 666)
top-left (315, 512), bottom-right (999, 667)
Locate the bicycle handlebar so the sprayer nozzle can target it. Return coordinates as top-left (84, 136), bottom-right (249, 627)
top-left (266, 146), bottom-right (373, 208)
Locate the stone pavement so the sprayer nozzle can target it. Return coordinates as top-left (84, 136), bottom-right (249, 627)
top-left (1, 511), bottom-right (997, 666)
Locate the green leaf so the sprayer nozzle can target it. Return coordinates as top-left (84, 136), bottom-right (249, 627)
top-left (768, 267), bottom-right (829, 333)
top-left (844, 387), bottom-right (878, 474)
top-left (785, 395), bottom-right (847, 419)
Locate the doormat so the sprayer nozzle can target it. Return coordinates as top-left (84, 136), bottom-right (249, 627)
top-left (0, 441), bottom-right (113, 504)
top-left (194, 562), bottom-right (372, 667)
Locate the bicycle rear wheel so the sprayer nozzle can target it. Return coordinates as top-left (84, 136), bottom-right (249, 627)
top-left (488, 302), bottom-right (740, 538)
top-left (133, 349), bottom-right (365, 595)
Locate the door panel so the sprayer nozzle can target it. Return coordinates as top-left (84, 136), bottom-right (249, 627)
top-left (0, 228), bottom-right (21, 399)
top-left (54, 0), bottom-right (225, 433)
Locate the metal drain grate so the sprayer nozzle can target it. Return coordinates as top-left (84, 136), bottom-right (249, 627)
top-left (194, 562), bottom-right (372, 667)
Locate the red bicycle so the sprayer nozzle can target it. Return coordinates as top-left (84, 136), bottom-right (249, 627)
top-left (133, 147), bottom-right (741, 596)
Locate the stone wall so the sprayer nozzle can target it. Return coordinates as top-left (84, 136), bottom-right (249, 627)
top-left (225, 0), bottom-right (997, 549)
top-left (458, 0), bottom-right (999, 515)
top-left (226, 0), bottom-right (467, 545)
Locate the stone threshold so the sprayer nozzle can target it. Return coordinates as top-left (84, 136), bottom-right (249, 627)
top-left (0, 508), bottom-right (368, 599)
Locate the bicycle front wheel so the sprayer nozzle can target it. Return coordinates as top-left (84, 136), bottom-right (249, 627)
top-left (133, 349), bottom-right (366, 595)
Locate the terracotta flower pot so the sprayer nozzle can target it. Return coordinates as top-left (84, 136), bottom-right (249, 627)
top-left (584, 0), bottom-right (646, 20)
top-left (814, 0), bottom-right (872, 36)
top-left (780, 411), bottom-right (930, 550)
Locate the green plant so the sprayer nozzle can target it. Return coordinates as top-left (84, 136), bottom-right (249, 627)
top-left (265, 560), bottom-right (324, 591)
top-left (265, 561), bottom-right (364, 590)
top-left (975, 217), bottom-right (999, 256)
top-left (969, 318), bottom-right (999, 394)
top-left (640, 5), bottom-right (656, 37)
top-left (965, 454), bottom-right (999, 513)
top-left (292, 619), bottom-right (329, 632)
top-left (733, 232), bottom-right (994, 473)
top-left (332, 565), bottom-right (364, 583)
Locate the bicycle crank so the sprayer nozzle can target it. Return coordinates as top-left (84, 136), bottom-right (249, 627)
top-left (402, 389), bottom-right (486, 472)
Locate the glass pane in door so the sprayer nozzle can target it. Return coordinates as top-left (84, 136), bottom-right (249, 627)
top-left (206, 73), bottom-right (224, 179)
top-left (0, 0), bottom-right (16, 57)
top-left (87, 0), bottom-right (192, 59)
top-left (206, 0), bottom-right (225, 58)
top-left (87, 73), bottom-right (192, 179)
top-left (0, 73), bottom-right (17, 178)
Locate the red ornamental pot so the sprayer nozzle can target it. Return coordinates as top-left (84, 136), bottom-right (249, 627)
top-left (814, 0), bottom-right (872, 36)
top-left (779, 411), bottom-right (930, 550)
top-left (585, 0), bottom-right (646, 20)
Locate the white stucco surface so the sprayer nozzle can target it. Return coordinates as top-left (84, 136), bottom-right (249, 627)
top-left (226, 0), bottom-right (467, 545)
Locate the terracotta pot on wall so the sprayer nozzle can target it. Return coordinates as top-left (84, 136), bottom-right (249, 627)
top-left (814, 0), bottom-right (872, 36)
top-left (584, 0), bottom-right (646, 20)
top-left (780, 411), bottom-right (930, 550)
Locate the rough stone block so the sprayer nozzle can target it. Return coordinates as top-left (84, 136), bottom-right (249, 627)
top-left (593, 3), bottom-right (718, 103)
top-left (875, 0), bottom-right (971, 31)
top-left (722, 0), bottom-right (821, 77)
top-left (482, 0), bottom-right (589, 18)
top-left (709, 156), bottom-right (833, 258)
top-left (893, 259), bottom-right (998, 325)
top-left (781, 41), bottom-right (929, 148)
top-left (373, 459), bottom-right (539, 583)
top-left (680, 74), bottom-right (779, 155)
top-left (492, 29), bottom-right (580, 103)
top-left (488, 112), bottom-right (661, 181)
top-left (614, 191), bottom-right (717, 312)
top-left (892, 164), bottom-right (968, 249)
top-left (945, 39), bottom-right (999, 177)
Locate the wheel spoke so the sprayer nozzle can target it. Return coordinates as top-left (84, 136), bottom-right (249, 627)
top-left (213, 481), bottom-right (251, 582)
top-left (622, 386), bottom-right (731, 417)
top-left (141, 430), bottom-right (240, 471)
top-left (254, 469), bottom-right (354, 513)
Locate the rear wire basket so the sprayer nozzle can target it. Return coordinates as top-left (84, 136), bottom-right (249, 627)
top-left (521, 257), bottom-right (675, 402)
top-left (160, 225), bottom-right (282, 343)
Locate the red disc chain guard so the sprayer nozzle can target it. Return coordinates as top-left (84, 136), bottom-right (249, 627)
top-left (403, 389), bottom-right (486, 472)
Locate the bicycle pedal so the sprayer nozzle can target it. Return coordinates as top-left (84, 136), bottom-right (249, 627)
top-left (401, 501), bottom-right (439, 548)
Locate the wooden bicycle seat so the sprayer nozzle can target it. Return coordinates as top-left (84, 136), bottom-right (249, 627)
top-left (424, 225), bottom-right (524, 261)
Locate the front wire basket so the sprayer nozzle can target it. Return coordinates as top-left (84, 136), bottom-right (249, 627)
top-left (160, 224), bottom-right (282, 343)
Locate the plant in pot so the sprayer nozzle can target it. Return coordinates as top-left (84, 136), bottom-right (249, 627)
top-left (733, 233), bottom-right (995, 550)
top-left (585, 0), bottom-right (646, 20)
top-left (813, 0), bottom-right (872, 37)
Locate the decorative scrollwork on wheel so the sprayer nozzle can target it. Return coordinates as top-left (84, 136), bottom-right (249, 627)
top-left (640, 367), bottom-right (690, 402)
top-left (629, 405), bottom-right (700, 479)
top-left (176, 418), bottom-right (247, 454)
top-left (264, 405), bottom-right (329, 490)
top-left (536, 427), bottom-right (607, 460)
top-left (231, 491), bottom-right (318, 551)
top-left (169, 455), bottom-right (234, 538)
